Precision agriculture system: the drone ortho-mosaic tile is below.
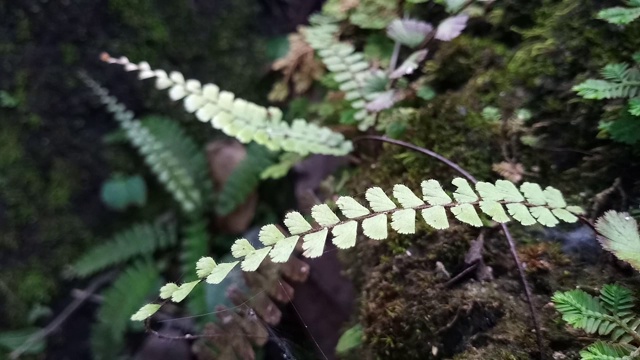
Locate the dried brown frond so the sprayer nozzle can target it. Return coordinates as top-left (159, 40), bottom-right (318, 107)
top-left (492, 161), bottom-right (525, 183)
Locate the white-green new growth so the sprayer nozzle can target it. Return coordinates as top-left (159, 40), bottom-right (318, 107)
top-left (132, 178), bottom-right (584, 321)
top-left (102, 54), bottom-right (353, 156)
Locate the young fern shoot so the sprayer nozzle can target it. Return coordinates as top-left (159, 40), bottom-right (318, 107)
top-left (100, 53), bottom-right (353, 157)
top-left (132, 177), bottom-right (584, 321)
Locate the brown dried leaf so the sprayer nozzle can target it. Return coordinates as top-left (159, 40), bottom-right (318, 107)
top-left (492, 162), bottom-right (525, 183)
top-left (270, 33), bottom-right (324, 100)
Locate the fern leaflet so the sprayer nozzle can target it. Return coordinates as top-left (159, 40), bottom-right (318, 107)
top-left (574, 63), bottom-right (640, 100)
top-left (71, 221), bottom-right (176, 278)
top-left (100, 54), bottom-right (353, 156)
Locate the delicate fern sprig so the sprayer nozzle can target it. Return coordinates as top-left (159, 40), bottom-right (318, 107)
top-left (597, 1), bottom-right (640, 25)
top-left (553, 284), bottom-right (640, 359)
top-left (302, 18), bottom-right (378, 130)
top-left (82, 75), bottom-right (206, 212)
top-left (100, 54), bottom-right (353, 156)
top-left (70, 221), bottom-right (177, 278)
top-left (132, 177), bottom-right (584, 321)
top-left (574, 63), bottom-right (640, 100)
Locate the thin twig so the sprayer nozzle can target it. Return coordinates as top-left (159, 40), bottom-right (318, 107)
top-left (10, 272), bottom-right (116, 359)
top-left (354, 135), bottom-right (545, 356)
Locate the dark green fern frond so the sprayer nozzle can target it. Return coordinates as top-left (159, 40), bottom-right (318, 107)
top-left (601, 285), bottom-right (635, 318)
top-left (71, 221), bottom-right (177, 278)
top-left (216, 143), bottom-right (277, 216)
top-left (553, 289), bottom-right (611, 334)
top-left (91, 261), bottom-right (160, 360)
top-left (574, 64), bottom-right (640, 100)
top-left (580, 341), bottom-right (636, 360)
top-left (180, 219), bottom-right (210, 316)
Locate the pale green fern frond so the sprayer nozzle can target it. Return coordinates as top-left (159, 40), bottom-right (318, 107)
top-left (574, 64), bottom-right (640, 100)
top-left (303, 20), bottom-right (378, 130)
top-left (553, 284), bottom-right (640, 359)
top-left (71, 221), bottom-right (177, 278)
top-left (216, 143), bottom-right (277, 216)
top-left (133, 178), bottom-right (585, 321)
top-left (101, 54), bottom-right (353, 156)
top-left (596, 211), bottom-right (640, 271)
top-left (82, 75), bottom-right (207, 212)
top-left (92, 261), bottom-right (159, 359)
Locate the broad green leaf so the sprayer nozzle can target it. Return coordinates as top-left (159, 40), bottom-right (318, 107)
top-left (303, 228), bottom-right (329, 258)
top-left (595, 211), bottom-right (640, 271)
top-left (284, 212), bottom-right (313, 234)
top-left (391, 209), bottom-right (416, 234)
top-left (365, 187), bottom-right (397, 212)
top-left (421, 206), bottom-right (449, 229)
top-left (159, 283), bottom-right (179, 299)
top-left (205, 261), bottom-right (239, 284)
top-left (269, 236), bottom-right (299, 263)
top-left (452, 177), bottom-right (478, 203)
top-left (495, 180), bottom-right (525, 202)
top-left (259, 224), bottom-right (285, 246)
top-left (506, 203), bottom-right (536, 226)
top-left (530, 207), bottom-right (559, 227)
top-left (196, 257), bottom-right (216, 278)
top-left (475, 182), bottom-right (502, 201)
top-left (479, 201), bottom-right (510, 223)
top-left (131, 304), bottom-right (161, 321)
top-left (336, 324), bottom-right (363, 354)
top-left (543, 186), bottom-right (567, 208)
top-left (520, 182), bottom-right (546, 205)
top-left (332, 221), bottom-right (358, 249)
top-left (241, 246), bottom-right (272, 272)
top-left (421, 180), bottom-right (452, 205)
top-left (171, 280), bottom-right (200, 303)
top-left (311, 204), bottom-right (341, 226)
top-left (552, 208), bottom-right (579, 223)
top-left (337, 196), bottom-right (371, 218)
top-left (451, 203), bottom-right (483, 227)
top-left (393, 184), bottom-right (424, 208)
top-left (362, 214), bottom-right (388, 240)
top-left (231, 238), bottom-right (255, 258)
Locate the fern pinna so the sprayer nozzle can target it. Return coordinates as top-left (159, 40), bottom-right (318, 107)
top-left (554, 284), bottom-right (640, 359)
top-left (131, 177), bottom-right (584, 321)
top-left (100, 53), bottom-right (353, 157)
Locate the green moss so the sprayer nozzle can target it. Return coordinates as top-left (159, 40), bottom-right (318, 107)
top-left (59, 43), bottom-right (79, 65)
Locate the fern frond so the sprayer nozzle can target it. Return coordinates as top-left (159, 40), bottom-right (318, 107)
top-left (180, 219), bottom-right (210, 316)
top-left (216, 143), bottom-right (277, 216)
top-left (100, 54), bottom-right (353, 156)
top-left (580, 341), bottom-right (636, 360)
top-left (132, 178), bottom-right (585, 321)
top-left (574, 64), bottom-right (640, 100)
top-left (82, 75), bottom-right (207, 212)
top-left (92, 261), bottom-right (159, 359)
top-left (71, 221), bottom-right (177, 278)
top-left (629, 98), bottom-right (640, 116)
top-left (302, 21), bottom-right (378, 130)
top-left (596, 211), bottom-right (640, 271)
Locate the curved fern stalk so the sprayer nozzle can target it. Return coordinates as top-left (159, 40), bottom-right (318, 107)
top-left (100, 54), bottom-right (353, 156)
top-left (71, 221), bottom-right (177, 278)
top-left (302, 18), bottom-right (378, 130)
top-left (92, 261), bottom-right (160, 359)
top-left (132, 177), bottom-right (584, 321)
top-left (574, 63), bottom-right (640, 100)
top-left (553, 284), bottom-right (640, 359)
top-left (81, 75), bottom-right (206, 213)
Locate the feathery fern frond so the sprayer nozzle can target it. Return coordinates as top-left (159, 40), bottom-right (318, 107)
top-left (92, 261), bottom-right (160, 359)
top-left (100, 54), bottom-right (353, 156)
top-left (216, 143), bottom-right (277, 216)
top-left (133, 178), bottom-right (585, 321)
top-left (553, 284), bottom-right (640, 359)
top-left (70, 221), bottom-right (177, 278)
top-left (302, 19), bottom-right (378, 130)
top-left (596, 211), bottom-right (640, 271)
top-left (574, 63), bottom-right (640, 100)
top-left (82, 75), bottom-right (207, 212)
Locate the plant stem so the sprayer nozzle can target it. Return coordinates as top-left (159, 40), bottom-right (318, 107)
top-left (354, 135), bottom-right (545, 356)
